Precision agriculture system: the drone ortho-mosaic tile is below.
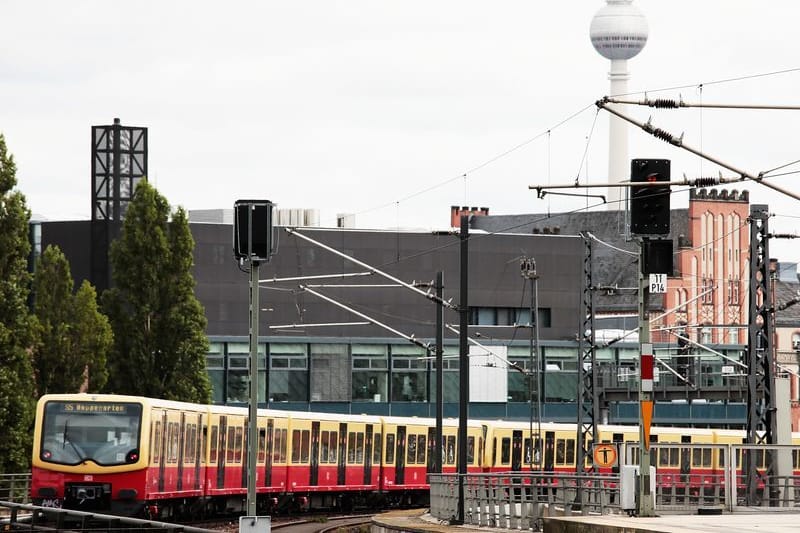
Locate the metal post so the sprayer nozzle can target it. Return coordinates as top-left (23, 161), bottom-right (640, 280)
top-left (637, 239), bottom-right (655, 516)
top-left (454, 216), bottom-right (469, 525)
top-left (247, 263), bottom-right (260, 515)
top-left (435, 271), bottom-right (444, 474)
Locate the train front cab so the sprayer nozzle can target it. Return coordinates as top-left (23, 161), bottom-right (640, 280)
top-left (283, 411), bottom-right (382, 510)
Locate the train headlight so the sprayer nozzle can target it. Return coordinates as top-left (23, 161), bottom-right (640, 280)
top-left (126, 449), bottom-right (140, 463)
top-left (42, 450), bottom-right (52, 460)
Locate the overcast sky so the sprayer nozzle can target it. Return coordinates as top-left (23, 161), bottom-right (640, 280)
top-left (4, 1), bottom-right (800, 263)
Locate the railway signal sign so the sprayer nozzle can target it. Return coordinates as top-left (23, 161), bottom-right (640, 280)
top-left (593, 443), bottom-right (618, 468)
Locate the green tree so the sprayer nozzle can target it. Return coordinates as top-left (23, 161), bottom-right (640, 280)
top-left (32, 245), bottom-right (112, 394)
top-left (0, 134), bottom-right (37, 473)
top-left (102, 181), bottom-right (211, 403)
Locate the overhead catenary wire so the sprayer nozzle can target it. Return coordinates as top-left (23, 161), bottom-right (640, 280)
top-left (594, 98), bottom-right (800, 202)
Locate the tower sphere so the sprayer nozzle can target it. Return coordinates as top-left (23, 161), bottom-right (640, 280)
top-left (590, 0), bottom-right (648, 61)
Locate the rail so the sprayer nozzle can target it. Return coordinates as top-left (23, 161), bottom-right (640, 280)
top-left (0, 501), bottom-right (218, 532)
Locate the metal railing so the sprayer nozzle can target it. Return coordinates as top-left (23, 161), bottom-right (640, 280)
top-left (430, 472), bottom-right (620, 530)
top-left (0, 473), bottom-right (31, 504)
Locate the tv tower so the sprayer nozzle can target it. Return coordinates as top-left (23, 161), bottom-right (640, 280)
top-left (590, 0), bottom-right (648, 210)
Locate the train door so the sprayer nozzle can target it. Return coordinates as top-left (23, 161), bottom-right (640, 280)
top-left (337, 423), bottom-right (347, 485)
top-left (544, 431), bottom-right (555, 472)
top-left (265, 419), bottom-right (274, 487)
top-left (427, 427), bottom-right (436, 473)
top-left (177, 412), bottom-right (186, 491)
top-left (396, 426), bottom-right (406, 485)
top-left (363, 425), bottom-right (373, 485)
top-left (612, 432), bottom-right (624, 473)
top-left (158, 411), bottom-right (167, 492)
top-left (217, 416), bottom-right (227, 489)
top-left (195, 416), bottom-right (204, 490)
top-left (310, 421), bottom-right (320, 486)
top-left (512, 430), bottom-right (523, 472)
top-left (681, 435), bottom-right (691, 482)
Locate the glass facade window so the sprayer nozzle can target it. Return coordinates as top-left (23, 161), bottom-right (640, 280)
top-left (429, 346), bottom-right (460, 403)
top-left (207, 342), bottom-right (225, 404)
top-left (352, 344), bottom-right (388, 402)
top-left (226, 342), bottom-right (266, 403)
top-left (269, 343), bottom-right (308, 402)
top-left (310, 344), bottom-right (350, 402)
top-left (507, 346), bottom-right (535, 402)
top-left (391, 345), bottom-right (427, 402)
top-left (470, 306), bottom-right (552, 327)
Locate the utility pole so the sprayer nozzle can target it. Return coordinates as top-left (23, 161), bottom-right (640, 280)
top-left (454, 215), bottom-right (469, 525)
top-left (435, 271), bottom-right (444, 474)
top-left (520, 257), bottom-right (540, 470)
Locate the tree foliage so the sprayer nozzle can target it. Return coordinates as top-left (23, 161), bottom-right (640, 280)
top-left (0, 134), bottom-right (37, 472)
top-left (32, 245), bottom-right (112, 395)
top-left (102, 181), bottom-right (211, 403)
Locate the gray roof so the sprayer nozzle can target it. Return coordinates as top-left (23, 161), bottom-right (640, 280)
top-left (471, 208), bottom-right (691, 312)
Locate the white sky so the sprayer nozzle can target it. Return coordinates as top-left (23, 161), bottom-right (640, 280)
top-left (4, 1), bottom-right (800, 264)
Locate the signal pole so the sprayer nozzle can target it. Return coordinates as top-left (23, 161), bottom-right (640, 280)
top-left (637, 245), bottom-right (655, 516)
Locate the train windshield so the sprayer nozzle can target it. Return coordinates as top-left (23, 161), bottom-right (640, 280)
top-left (40, 400), bottom-right (143, 466)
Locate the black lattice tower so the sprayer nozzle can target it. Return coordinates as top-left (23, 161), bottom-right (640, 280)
top-left (745, 204), bottom-right (777, 504)
top-left (90, 118), bottom-right (148, 291)
top-left (576, 232), bottom-right (599, 473)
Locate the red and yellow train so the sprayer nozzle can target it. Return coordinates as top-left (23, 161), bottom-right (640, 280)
top-left (30, 394), bottom-right (800, 519)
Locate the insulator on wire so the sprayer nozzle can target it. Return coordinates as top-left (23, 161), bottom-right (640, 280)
top-left (693, 177), bottom-right (719, 187)
top-left (651, 128), bottom-right (675, 143)
top-left (648, 98), bottom-right (679, 109)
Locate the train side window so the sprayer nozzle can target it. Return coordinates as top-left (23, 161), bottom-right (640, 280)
top-left (386, 434), bottom-right (395, 464)
top-left (467, 437), bottom-right (475, 463)
top-left (407, 435), bottom-right (417, 465)
top-left (277, 429), bottom-right (288, 463)
top-left (373, 432), bottom-right (382, 464)
top-left (356, 432), bottom-right (364, 463)
top-left (492, 438), bottom-right (497, 466)
top-left (702, 448), bottom-right (711, 467)
top-left (719, 447), bottom-right (726, 467)
top-left (209, 426), bottom-right (218, 463)
top-left (417, 435), bottom-right (426, 464)
top-left (658, 448), bottom-right (668, 467)
top-left (348, 432), bottom-right (357, 464)
top-left (226, 426), bottom-right (236, 463)
top-left (692, 448), bottom-right (702, 467)
top-left (301, 430), bottom-right (310, 463)
top-left (291, 430), bottom-right (302, 463)
top-left (566, 439), bottom-right (575, 465)
top-left (321, 431), bottom-right (330, 464)
top-left (153, 421), bottom-right (162, 464)
top-left (169, 422), bottom-right (179, 464)
top-left (501, 438), bottom-right (511, 464)
top-left (258, 429), bottom-right (266, 463)
top-left (556, 439), bottom-right (565, 465)
top-left (793, 449), bottom-right (799, 469)
top-left (329, 431), bottom-right (338, 463)
top-left (446, 436), bottom-right (456, 464)
top-left (184, 424), bottom-right (196, 464)
top-left (234, 426), bottom-right (244, 463)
